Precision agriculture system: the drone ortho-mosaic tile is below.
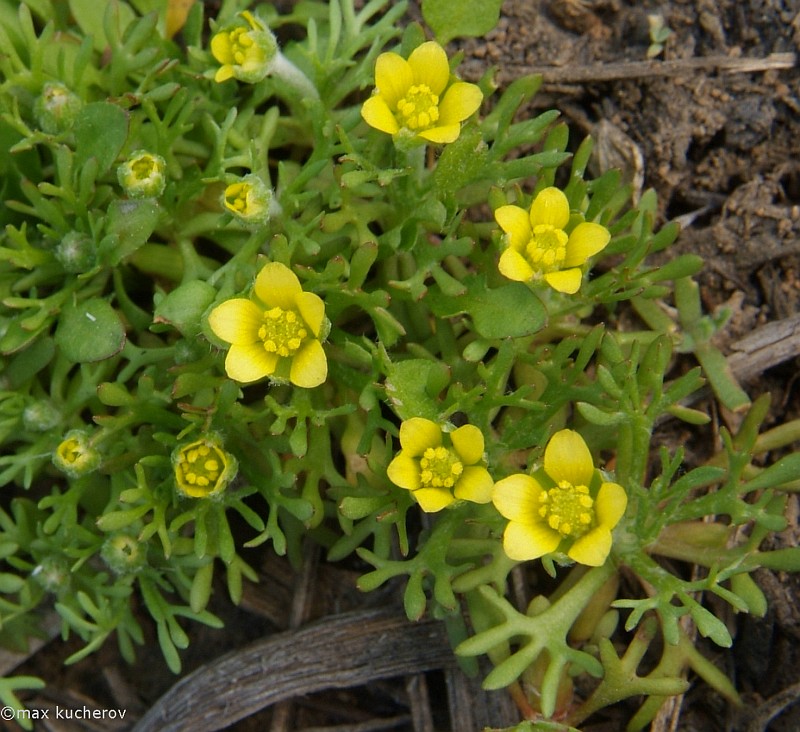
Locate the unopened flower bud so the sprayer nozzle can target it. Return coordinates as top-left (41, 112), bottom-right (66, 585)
top-left (101, 533), bottom-right (146, 575)
top-left (31, 556), bottom-right (70, 593)
top-left (34, 82), bottom-right (82, 133)
top-left (172, 435), bottom-right (237, 499)
top-left (53, 430), bottom-right (101, 478)
top-left (117, 150), bottom-right (167, 199)
top-left (23, 400), bottom-right (62, 432)
top-left (55, 231), bottom-right (97, 273)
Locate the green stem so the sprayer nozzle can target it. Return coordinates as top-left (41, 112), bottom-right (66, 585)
top-left (272, 52), bottom-right (319, 101)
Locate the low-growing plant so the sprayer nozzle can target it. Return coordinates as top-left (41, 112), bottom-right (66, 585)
top-left (1, 0), bottom-right (799, 729)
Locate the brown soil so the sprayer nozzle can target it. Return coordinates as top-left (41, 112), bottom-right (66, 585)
top-left (3, 1), bottom-right (800, 730)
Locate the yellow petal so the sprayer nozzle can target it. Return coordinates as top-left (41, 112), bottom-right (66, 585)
top-left (450, 424), bottom-right (484, 465)
top-left (361, 95), bottom-right (400, 135)
top-left (492, 474), bottom-right (542, 522)
top-left (387, 453), bottom-right (420, 491)
top-left (253, 261), bottom-right (302, 309)
top-left (498, 248), bottom-right (534, 282)
top-left (414, 487), bottom-right (455, 513)
top-left (214, 65), bottom-right (235, 83)
top-left (454, 465), bottom-right (494, 504)
top-left (399, 417), bottom-right (441, 456)
top-left (563, 222), bottom-right (611, 267)
top-left (208, 299), bottom-right (262, 345)
top-left (503, 520), bottom-right (561, 561)
top-left (295, 292), bottom-right (325, 337)
top-left (225, 343), bottom-right (278, 383)
top-left (544, 429), bottom-right (594, 488)
top-left (530, 187), bottom-right (570, 229)
top-left (407, 41), bottom-right (450, 96)
top-left (495, 205), bottom-right (531, 250)
top-left (417, 124), bottom-right (460, 144)
top-left (166, 0), bottom-right (194, 39)
top-left (439, 82), bottom-right (483, 125)
top-left (374, 52), bottom-right (413, 108)
top-left (568, 527), bottom-right (612, 567)
top-left (543, 268), bottom-right (582, 294)
top-left (290, 339), bottom-right (327, 388)
top-left (595, 482), bottom-right (627, 530)
top-left (210, 33), bottom-right (234, 64)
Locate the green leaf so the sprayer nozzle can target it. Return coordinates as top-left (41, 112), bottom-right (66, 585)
top-left (154, 280), bottom-right (216, 336)
top-left (434, 125), bottom-right (488, 199)
top-left (339, 496), bottom-right (388, 520)
top-left (422, 0), bottom-right (503, 44)
top-left (427, 275), bottom-right (546, 339)
top-left (0, 572), bottom-right (24, 593)
top-left (55, 298), bottom-right (126, 363)
top-left (190, 562), bottom-right (214, 614)
top-left (102, 198), bottom-right (160, 266)
top-left (576, 402), bottom-right (627, 427)
top-left (69, 0), bottom-right (136, 52)
top-left (73, 102), bottom-right (129, 175)
top-left (385, 359), bottom-right (448, 421)
top-left (743, 454), bottom-right (800, 492)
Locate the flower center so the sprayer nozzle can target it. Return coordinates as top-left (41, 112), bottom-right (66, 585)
top-left (177, 442), bottom-right (226, 489)
top-left (525, 224), bottom-right (568, 273)
top-left (258, 307), bottom-right (308, 357)
top-left (418, 446), bottom-right (463, 489)
top-left (229, 28), bottom-right (255, 65)
top-left (225, 183), bottom-right (251, 213)
top-left (538, 480), bottom-right (594, 538)
top-left (131, 156), bottom-right (157, 181)
top-left (58, 438), bottom-right (83, 465)
top-left (396, 84), bottom-right (440, 131)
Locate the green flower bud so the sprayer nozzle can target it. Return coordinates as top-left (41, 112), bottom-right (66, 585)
top-left (34, 82), bottom-right (82, 134)
top-left (55, 231), bottom-right (97, 273)
top-left (117, 150), bottom-right (167, 199)
top-left (101, 533), bottom-right (146, 575)
top-left (31, 556), bottom-right (70, 593)
top-left (23, 400), bottom-right (62, 432)
top-left (53, 430), bottom-right (101, 478)
top-left (172, 435), bottom-right (237, 499)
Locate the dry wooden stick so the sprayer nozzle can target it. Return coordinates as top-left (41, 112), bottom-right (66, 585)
top-left (132, 608), bottom-right (457, 732)
top-left (727, 312), bottom-right (800, 383)
top-left (463, 52), bottom-right (796, 85)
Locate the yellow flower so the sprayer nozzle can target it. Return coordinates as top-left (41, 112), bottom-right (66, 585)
top-left (210, 11), bottom-right (277, 84)
top-left (53, 430), bottom-right (100, 478)
top-left (387, 418), bottom-right (494, 512)
top-left (207, 262), bottom-right (328, 387)
top-left (361, 41), bottom-right (483, 146)
top-left (495, 187), bottom-right (611, 294)
top-left (493, 430), bottom-right (627, 566)
top-left (117, 150), bottom-right (167, 199)
top-left (173, 436), bottom-right (237, 499)
top-left (222, 175), bottom-right (273, 224)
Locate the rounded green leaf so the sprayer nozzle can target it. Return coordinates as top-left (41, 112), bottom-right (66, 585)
top-left (74, 102), bottom-right (129, 175)
top-left (469, 282), bottom-right (546, 339)
top-left (55, 298), bottom-right (126, 363)
top-left (154, 280), bottom-right (216, 336)
top-left (422, 0), bottom-right (503, 44)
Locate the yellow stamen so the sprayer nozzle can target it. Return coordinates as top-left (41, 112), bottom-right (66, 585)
top-left (258, 307), bottom-right (308, 358)
top-left (418, 446), bottom-right (464, 489)
top-left (526, 225), bottom-right (568, 274)
top-left (538, 480), bottom-right (595, 539)
top-left (396, 84), bottom-right (440, 131)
